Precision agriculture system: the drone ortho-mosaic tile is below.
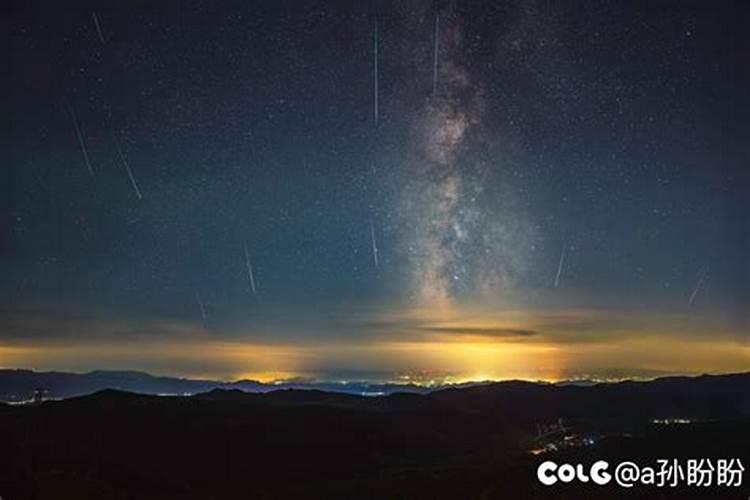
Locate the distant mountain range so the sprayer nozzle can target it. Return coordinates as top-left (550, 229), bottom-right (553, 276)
top-left (1, 371), bottom-right (748, 499)
top-left (2, 369), bottom-right (748, 418)
top-left (0, 368), bottom-right (447, 401)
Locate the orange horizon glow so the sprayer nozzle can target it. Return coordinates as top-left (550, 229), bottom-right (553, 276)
top-left (1, 301), bottom-right (747, 383)
top-left (2, 334), bottom-right (747, 385)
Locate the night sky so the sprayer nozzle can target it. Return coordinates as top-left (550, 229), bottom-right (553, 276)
top-left (4, 0), bottom-right (748, 382)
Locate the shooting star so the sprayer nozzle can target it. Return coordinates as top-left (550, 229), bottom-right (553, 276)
top-left (195, 291), bottom-right (207, 320)
top-left (244, 244), bottom-right (258, 295)
top-left (68, 105), bottom-right (94, 177)
top-left (432, 12), bottom-right (439, 95)
top-left (370, 218), bottom-right (379, 268)
top-left (91, 12), bottom-right (105, 43)
top-left (554, 244), bottom-right (567, 288)
top-left (115, 139), bottom-right (143, 199)
top-left (373, 15), bottom-right (379, 126)
top-left (688, 276), bottom-right (704, 305)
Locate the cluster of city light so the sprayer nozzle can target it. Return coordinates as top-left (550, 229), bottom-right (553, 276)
top-left (650, 418), bottom-right (694, 425)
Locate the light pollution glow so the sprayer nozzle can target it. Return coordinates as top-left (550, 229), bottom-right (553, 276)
top-left (1, 302), bottom-right (747, 383)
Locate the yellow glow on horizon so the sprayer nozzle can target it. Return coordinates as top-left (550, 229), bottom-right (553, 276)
top-left (378, 339), bottom-right (564, 381)
top-left (1, 335), bottom-right (747, 383)
top-left (1, 302), bottom-right (747, 383)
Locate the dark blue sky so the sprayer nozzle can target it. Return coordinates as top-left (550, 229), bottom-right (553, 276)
top-left (3, 0), bottom-right (748, 381)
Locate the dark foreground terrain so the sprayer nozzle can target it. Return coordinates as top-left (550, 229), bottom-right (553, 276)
top-left (1, 373), bottom-right (748, 499)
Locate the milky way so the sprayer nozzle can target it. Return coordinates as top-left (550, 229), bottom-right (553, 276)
top-left (400, 8), bottom-right (531, 305)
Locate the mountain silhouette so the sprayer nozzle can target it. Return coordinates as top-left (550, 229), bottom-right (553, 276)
top-left (1, 372), bottom-right (748, 499)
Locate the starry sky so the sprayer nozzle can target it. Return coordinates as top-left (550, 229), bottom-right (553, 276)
top-left (3, 0), bottom-right (748, 382)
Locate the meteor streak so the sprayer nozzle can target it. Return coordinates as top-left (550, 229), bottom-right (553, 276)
top-left (554, 244), bottom-right (566, 288)
top-left (68, 105), bottom-right (94, 177)
top-left (432, 12), bottom-right (439, 95)
top-left (244, 244), bottom-right (258, 295)
top-left (373, 16), bottom-right (379, 126)
top-left (115, 139), bottom-right (143, 199)
top-left (195, 291), bottom-right (207, 320)
top-left (92, 12), bottom-right (105, 43)
top-left (689, 277), bottom-right (704, 304)
top-left (370, 219), bottom-right (379, 268)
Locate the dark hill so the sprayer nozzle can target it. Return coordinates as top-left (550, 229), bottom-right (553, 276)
top-left (0, 369), bottom-right (432, 401)
top-left (0, 373), bottom-right (747, 499)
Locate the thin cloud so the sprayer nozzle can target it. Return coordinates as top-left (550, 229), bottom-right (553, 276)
top-left (418, 326), bottom-right (538, 338)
